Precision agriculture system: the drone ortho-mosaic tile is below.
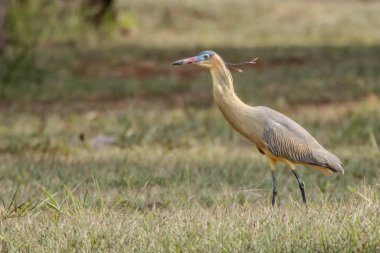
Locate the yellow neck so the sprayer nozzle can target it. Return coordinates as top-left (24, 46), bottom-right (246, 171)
top-left (208, 57), bottom-right (264, 146)
top-left (210, 60), bottom-right (254, 137)
top-left (210, 60), bottom-right (246, 111)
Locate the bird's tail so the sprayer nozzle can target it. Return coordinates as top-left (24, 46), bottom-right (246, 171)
top-left (315, 150), bottom-right (345, 175)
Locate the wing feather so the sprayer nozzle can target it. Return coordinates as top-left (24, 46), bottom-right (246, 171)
top-left (259, 107), bottom-right (344, 174)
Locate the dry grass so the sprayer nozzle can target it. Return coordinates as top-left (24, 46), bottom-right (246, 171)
top-left (1, 0), bottom-right (380, 252)
top-left (0, 98), bottom-right (379, 251)
top-left (2, 195), bottom-right (380, 252)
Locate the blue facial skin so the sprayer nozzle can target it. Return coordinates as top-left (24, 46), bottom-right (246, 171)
top-left (197, 50), bottom-right (215, 62)
top-left (172, 50), bottom-right (216, 65)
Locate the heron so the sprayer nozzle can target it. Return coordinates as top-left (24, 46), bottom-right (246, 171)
top-left (173, 50), bottom-right (344, 206)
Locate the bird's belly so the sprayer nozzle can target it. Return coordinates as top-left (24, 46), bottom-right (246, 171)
top-left (261, 147), bottom-right (334, 175)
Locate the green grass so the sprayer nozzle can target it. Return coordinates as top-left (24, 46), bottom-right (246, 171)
top-left (1, 0), bottom-right (380, 252)
top-left (0, 98), bottom-right (379, 251)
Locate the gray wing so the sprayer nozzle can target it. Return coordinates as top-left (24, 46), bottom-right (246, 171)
top-left (263, 125), bottom-right (322, 164)
top-left (259, 107), bottom-right (344, 174)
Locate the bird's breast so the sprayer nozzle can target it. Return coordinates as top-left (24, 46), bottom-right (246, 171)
top-left (212, 81), bottom-right (264, 146)
top-left (216, 103), bottom-right (264, 146)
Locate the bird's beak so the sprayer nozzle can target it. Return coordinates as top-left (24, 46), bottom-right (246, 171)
top-left (172, 56), bottom-right (199, 65)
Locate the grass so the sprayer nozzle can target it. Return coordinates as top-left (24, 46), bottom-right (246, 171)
top-left (1, 0), bottom-right (380, 252)
top-left (2, 198), bottom-right (380, 252)
top-left (0, 97), bottom-right (379, 251)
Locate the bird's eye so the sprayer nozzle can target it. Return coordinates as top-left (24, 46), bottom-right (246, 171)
top-left (203, 54), bottom-right (210, 60)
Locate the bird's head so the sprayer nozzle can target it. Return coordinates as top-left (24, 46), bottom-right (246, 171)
top-left (172, 50), bottom-right (217, 69)
top-left (172, 50), bottom-right (258, 72)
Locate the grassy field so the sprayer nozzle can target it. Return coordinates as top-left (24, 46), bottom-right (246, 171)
top-left (1, 0), bottom-right (380, 252)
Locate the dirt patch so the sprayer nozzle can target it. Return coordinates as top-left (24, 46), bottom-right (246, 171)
top-left (0, 91), bottom-right (213, 115)
top-left (75, 56), bottom-right (307, 80)
top-left (75, 59), bottom-right (202, 80)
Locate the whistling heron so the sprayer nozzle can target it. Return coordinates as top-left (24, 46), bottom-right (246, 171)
top-left (173, 51), bottom-right (344, 206)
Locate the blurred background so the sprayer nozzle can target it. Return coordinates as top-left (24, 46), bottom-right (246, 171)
top-left (1, 0), bottom-right (380, 104)
top-left (0, 0), bottom-right (379, 207)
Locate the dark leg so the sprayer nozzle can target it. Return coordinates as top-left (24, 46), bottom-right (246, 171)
top-left (292, 170), bottom-right (306, 204)
top-left (271, 171), bottom-right (278, 207)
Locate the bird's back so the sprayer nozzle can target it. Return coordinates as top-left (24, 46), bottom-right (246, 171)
top-left (256, 106), bottom-right (344, 175)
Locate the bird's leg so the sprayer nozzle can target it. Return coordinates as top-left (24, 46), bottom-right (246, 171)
top-left (292, 170), bottom-right (307, 204)
top-left (271, 171), bottom-right (278, 207)
top-left (285, 161), bottom-right (307, 204)
top-left (267, 157), bottom-right (278, 207)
